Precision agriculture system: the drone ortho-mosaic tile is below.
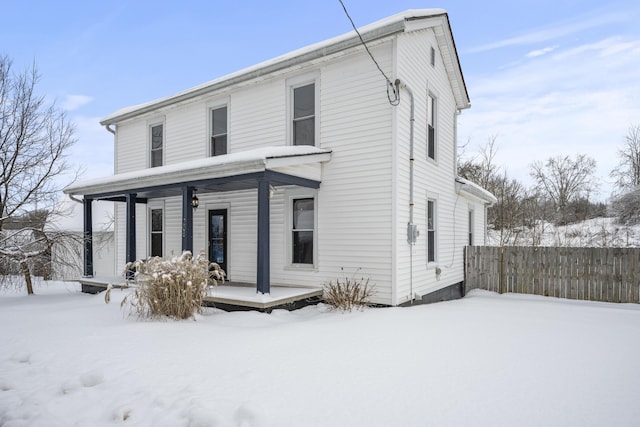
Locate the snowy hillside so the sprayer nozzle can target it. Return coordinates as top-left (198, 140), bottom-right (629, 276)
top-left (1, 281), bottom-right (640, 426)
top-left (488, 216), bottom-right (640, 247)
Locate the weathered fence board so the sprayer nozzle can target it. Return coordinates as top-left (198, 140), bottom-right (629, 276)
top-left (465, 246), bottom-right (640, 304)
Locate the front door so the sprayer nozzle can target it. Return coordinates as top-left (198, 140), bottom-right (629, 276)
top-left (208, 209), bottom-right (228, 275)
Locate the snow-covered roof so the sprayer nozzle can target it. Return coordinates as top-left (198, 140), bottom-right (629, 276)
top-left (63, 146), bottom-right (331, 197)
top-left (101, 9), bottom-right (468, 125)
top-left (456, 177), bottom-right (498, 205)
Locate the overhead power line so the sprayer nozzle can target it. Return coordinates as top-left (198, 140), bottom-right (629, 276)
top-left (337, 0), bottom-right (400, 106)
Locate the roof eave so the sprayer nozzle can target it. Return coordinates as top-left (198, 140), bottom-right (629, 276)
top-left (100, 21), bottom-right (407, 125)
top-left (100, 9), bottom-right (464, 125)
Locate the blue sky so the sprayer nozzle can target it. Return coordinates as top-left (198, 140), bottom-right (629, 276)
top-left (3, 0), bottom-right (640, 199)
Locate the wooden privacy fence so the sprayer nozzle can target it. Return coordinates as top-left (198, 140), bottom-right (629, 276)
top-left (465, 246), bottom-right (640, 304)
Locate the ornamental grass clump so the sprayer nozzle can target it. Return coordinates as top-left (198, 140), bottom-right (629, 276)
top-left (322, 272), bottom-right (374, 311)
top-left (114, 251), bottom-right (225, 320)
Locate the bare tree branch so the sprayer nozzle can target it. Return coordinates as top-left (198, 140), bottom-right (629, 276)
top-left (0, 55), bottom-right (78, 294)
top-left (530, 154), bottom-right (598, 225)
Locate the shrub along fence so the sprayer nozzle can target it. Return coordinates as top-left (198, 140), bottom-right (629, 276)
top-left (465, 246), bottom-right (640, 304)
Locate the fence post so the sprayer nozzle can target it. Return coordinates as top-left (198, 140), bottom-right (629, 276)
top-left (499, 247), bottom-right (506, 294)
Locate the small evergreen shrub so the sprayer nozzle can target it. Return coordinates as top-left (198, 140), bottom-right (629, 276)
top-left (110, 251), bottom-right (225, 320)
top-left (323, 271), bottom-right (374, 311)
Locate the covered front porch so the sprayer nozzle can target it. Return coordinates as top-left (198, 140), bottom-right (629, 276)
top-left (79, 276), bottom-right (323, 312)
top-left (64, 146), bottom-right (332, 297)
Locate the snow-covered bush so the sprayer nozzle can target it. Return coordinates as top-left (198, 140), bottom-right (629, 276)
top-left (113, 251), bottom-right (225, 320)
top-left (323, 271), bottom-right (374, 311)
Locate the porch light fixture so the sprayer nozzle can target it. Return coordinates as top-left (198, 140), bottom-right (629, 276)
top-left (191, 190), bottom-right (199, 209)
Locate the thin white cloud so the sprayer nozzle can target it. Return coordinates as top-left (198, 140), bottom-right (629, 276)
top-left (61, 94), bottom-right (93, 111)
top-left (467, 11), bottom-right (626, 54)
top-left (526, 46), bottom-right (557, 58)
top-left (458, 35), bottom-right (640, 200)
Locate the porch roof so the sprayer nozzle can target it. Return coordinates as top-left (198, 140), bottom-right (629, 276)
top-left (63, 146), bottom-right (332, 200)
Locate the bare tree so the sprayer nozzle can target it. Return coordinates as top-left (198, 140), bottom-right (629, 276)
top-left (529, 154), bottom-right (598, 225)
top-left (0, 55), bottom-right (78, 294)
top-left (458, 134), bottom-right (500, 190)
top-left (610, 124), bottom-right (640, 195)
top-left (458, 135), bottom-right (527, 241)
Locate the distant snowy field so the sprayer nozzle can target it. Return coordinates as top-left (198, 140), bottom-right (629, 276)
top-left (2, 281), bottom-right (640, 426)
top-left (488, 216), bottom-right (640, 247)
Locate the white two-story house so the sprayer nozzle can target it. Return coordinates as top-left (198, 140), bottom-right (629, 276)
top-left (64, 9), bottom-right (495, 306)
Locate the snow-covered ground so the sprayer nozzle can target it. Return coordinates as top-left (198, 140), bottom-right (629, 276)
top-left (488, 216), bottom-right (640, 247)
top-left (2, 281), bottom-right (640, 427)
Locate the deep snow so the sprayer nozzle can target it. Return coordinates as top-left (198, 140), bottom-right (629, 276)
top-left (1, 281), bottom-right (640, 426)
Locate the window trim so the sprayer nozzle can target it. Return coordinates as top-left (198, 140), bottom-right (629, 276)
top-left (147, 117), bottom-right (165, 168)
top-left (427, 91), bottom-right (438, 162)
top-left (287, 72), bottom-right (320, 147)
top-left (468, 207), bottom-right (475, 246)
top-left (427, 197), bottom-right (438, 265)
top-left (148, 202), bottom-right (165, 258)
top-left (206, 98), bottom-right (230, 157)
top-left (285, 188), bottom-right (318, 270)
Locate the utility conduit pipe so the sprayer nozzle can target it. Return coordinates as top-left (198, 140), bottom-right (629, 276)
top-left (397, 80), bottom-right (416, 302)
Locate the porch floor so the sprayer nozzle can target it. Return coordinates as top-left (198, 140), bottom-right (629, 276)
top-left (78, 276), bottom-right (323, 312)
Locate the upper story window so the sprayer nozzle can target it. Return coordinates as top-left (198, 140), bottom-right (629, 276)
top-left (150, 123), bottom-right (163, 167)
top-left (293, 83), bottom-right (315, 146)
top-left (427, 93), bottom-right (437, 161)
top-left (210, 106), bottom-right (228, 156)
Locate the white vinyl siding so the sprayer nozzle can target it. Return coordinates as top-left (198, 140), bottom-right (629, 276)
top-left (393, 28), bottom-right (464, 304)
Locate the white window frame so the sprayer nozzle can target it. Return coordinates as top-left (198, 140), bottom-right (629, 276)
top-left (427, 197), bottom-right (438, 265)
top-left (468, 207), bottom-right (475, 246)
top-left (148, 201), bottom-right (165, 258)
top-left (427, 91), bottom-right (438, 162)
top-left (206, 97), bottom-right (230, 157)
top-left (285, 188), bottom-right (318, 270)
top-left (287, 72), bottom-right (320, 147)
top-left (147, 116), bottom-right (165, 168)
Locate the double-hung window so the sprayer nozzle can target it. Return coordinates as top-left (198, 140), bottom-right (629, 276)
top-left (150, 124), bottom-right (163, 167)
top-left (210, 106), bottom-right (227, 156)
top-left (292, 83), bottom-right (315, 146)
top-left (427, 199), bottom-right (437, 263)
top-left (292, 197), bottom-right (314, 264)
top-left (468, 209), bottom-right (474, 246)
top-left (427, 93), bottom-right (437, 160)
top-left (150, 208), bottom-right (163, 257)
